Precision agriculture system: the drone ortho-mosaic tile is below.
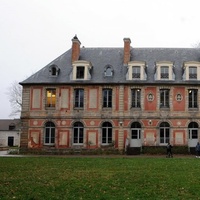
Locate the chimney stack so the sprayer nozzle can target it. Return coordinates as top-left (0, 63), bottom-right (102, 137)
top-left (71, 35), bottom-right (81, 63)
top-left (123, 38), bottom-right (131, 65)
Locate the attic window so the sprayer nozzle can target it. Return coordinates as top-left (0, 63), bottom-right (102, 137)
top-left (183, 62), bottom-right (200, 81)
top-left (76, 66), bottom-right (85, 79)
top-left (155, 61), bottom-right (174, 80)
top-left (104, 65), bottom-right (113, 77)
top-left (49, 65), bottom-right (60, 77)
top-left (9, 124), bottom-right (15, 130)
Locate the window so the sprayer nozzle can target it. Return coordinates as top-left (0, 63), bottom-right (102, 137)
top-left (131, 89), bottom-right (141, 108)
top-left (188, 89), bottom-right (198, 108)
top-left (126, 61), bottom-right (146, 80)
top-left (160, 122), bottom-right (170, 144)
top-left (46, 89), bottom-right (56, 108)
top-left (189, 67), bottom-right (197, 80)
top-left (161, 66), bottom-right (169, 79)
top-left (73, 122), bottom-right (84, 144)
top-left (49, 65), bottom-right (60, 77)
top-left (103, 89), bottom-right (112, 108)
top-left (76, 66), bottom-right (85, 79)
top-left (176, 94), bottom-right (182, 101)
top-left (44, 122), bottom-right (55, 145)
top-left (132, 66), bottom-right (140, 79)
top-left (102, 122), bottom-right (112, 144)
top-left (74, 89), bottom-right (84, 108)
top-left (131, 122), bottom-right (141, 139)
top-left (160, 89), bottom-right (169, 108)
top-left (104, 65), bottom-right (113, 76)
top-left (155, 62), bottom-right (174, 80)
top-left (9, 123), bottom-right (15, 130)
top-left (188, 122), bottom-right (198, 139)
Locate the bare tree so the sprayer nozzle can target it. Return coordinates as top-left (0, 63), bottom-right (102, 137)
top-left (7, 81), bottom-right (22, 117)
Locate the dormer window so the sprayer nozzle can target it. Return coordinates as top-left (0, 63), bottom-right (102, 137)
top-left (71, 60), bottom-right (92, 80)
top-left (104, 65), bottom-right (113, 77)
top-left (9, 123), bottom-right (15, 130)
top-left (76, 66), bottom-right (85, 79)
top-left (155, 61), bottom-right (174, 80)
top-left (49, 65), bottom-right (60, 77)
top-left (183, 61), bottom-right (200, 80)
top-left (126, 61), bottom-right (146, 80)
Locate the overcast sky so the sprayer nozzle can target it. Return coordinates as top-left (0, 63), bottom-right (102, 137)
top-left (1, 0), bottom-right (200, 119)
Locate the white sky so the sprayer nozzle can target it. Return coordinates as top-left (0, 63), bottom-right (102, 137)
top-left (1, 0), bottom-right (200, 119)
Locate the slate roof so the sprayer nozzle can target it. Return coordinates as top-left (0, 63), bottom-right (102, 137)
top-left (20, 47), bottom-right (200, 85)
top-left (0, 119), bottom-right (21, 131)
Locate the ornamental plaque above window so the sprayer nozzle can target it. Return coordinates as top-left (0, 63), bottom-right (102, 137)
top-left (147, 93), bottom-right (154, 101)
top-left (176, 93), bottom-right (182, 101)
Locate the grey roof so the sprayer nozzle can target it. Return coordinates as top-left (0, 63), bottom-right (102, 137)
top-left (20, 47), bottom-right (200, 85)
top-left (0, 119), bottom-right (21, 131)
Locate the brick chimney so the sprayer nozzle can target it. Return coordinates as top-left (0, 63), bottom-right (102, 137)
top-left (71, 35), bottom-right (81, 63)
top-left (123, 38), bottom-right (131, 65)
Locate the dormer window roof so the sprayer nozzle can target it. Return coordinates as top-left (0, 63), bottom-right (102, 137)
top-left (155, 61), bottom-right (174, 81)
top-left (104, 65), bottom-right (114, 77)
top-left (183, 61), bottom-right (200, 80)
top-left (71, 60), bottom-right (92, 80)
top-left (49, 65), bottom-right (60, 77)
top-left (126, 61), bottom-right (146, 80)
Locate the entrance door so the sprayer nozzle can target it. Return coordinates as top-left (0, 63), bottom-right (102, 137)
top-left (130, 122), bottom-right (142, 147)
top-left (8, 136), bottom-right (14, 147)
top-left (188, 122), bottom-right (198, 147)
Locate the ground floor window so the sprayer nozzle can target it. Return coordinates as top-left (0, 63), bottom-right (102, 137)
top-left (102, 122), bottom-right (112, 144)
top-left (131, 122), bottom-right (141, 139)
top-left (73, 122), bottom-right (84, 144)
top-left (160, 122), bottom-right (170, 144)
top-left (188, 122), bottom-right (198, 139)
top-left (44, 121), bottom-right (55, 145)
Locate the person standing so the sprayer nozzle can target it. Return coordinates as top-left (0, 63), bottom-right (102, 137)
top-left (195, 142), bottom-right (200, 158)
top-left (166, 142), bottom-right (173, 158)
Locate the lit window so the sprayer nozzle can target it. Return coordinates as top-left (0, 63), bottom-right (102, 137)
top-left (131, 89), bottom-right (141, 108)
top-left (74, 89), bottom-right (84, 108)
top-left (102, 122), bottom-right (112, 144)
top-left (160, 89), bottom-right (169, 108)
top-left (73, 122), bottom-right (84, 144)
top-left (188, 89), bottom-right (198, 108)
top-left (76, 66), bottom-right (85, 79)
top-left (44, 121), bottom-right (55, 145)
top-left (103, 89), bottom-right (112, 108)
top-left (160, 122), bottom-right (170, 144)
top-left (46, 89), bottom-right (56, 108)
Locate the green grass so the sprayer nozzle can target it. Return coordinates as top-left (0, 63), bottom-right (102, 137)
top-left (0, 156), bottom-right (200, 200)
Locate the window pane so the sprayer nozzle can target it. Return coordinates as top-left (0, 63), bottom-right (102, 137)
top-left (46, 89), bottom-right (56, 107)
top-left (189, 67), bottom-right (197, 79)
top-left (103, 89), bottom-right (112, 108)
top-left (132, 66), bottom-right (140, 79)
top-left (76, 66), bottom-right (84, 79)
top-left (161, 66), bottom-right (169, 79)
top-left (75, 89), bottom-right (84, 108)
top-left (132, 89), bottom-right (141, 108)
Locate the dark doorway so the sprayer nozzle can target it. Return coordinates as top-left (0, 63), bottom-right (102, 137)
top-left (8, 136), bottom-right (14, 147)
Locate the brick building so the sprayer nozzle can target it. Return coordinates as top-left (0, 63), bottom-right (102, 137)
top-left (20, 36), bottom-right (200, 153)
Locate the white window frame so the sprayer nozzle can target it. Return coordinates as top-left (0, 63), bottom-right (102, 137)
top-left (183, 61), bottom-right (200, 80)
top-left (155, 61), bottom-right (174, 80)
top-left (126, 61), bottom-right (146, 80)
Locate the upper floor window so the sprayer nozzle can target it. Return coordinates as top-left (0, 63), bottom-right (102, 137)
top-left (131, 89), bottom-right (141, 108)
top-left (46, 89), bottom-right (56, 108)
top-left (49, 65), bottom-right (60, 77)
top-left (132, 66), bottom-right (140, 79)
top-left (188, 89), bottom-right (198, 108)
top-left (155, 61), bottom-right (174, 80)
top-left (189, 67), bottom-right (197, 80)
top-left (183, 61), bottom-right (200, 80)
top-left (160, 89), bottom-right (169, 108)
top-left (126, 61), bottom-right (146, 80)
top-left (103, 89), bottom-right (112, 108)
top-left (76, 66), bottom-right (85, 79)
top-left (104, 65), bottom-right (113, 77)
top-left (71, 60), bottom-right (92, 80)
top-left (161, 66), bottom-right (169, 79)
top-left (44, 121), bottom-right (55, 145)
top-left (74, 89), bottom-right (84, 108)
top-left (9, 123), bottom-right (16, 130)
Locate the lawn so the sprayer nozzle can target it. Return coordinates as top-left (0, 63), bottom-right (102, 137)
top-left (0, 156), bottom-right (200, 200)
